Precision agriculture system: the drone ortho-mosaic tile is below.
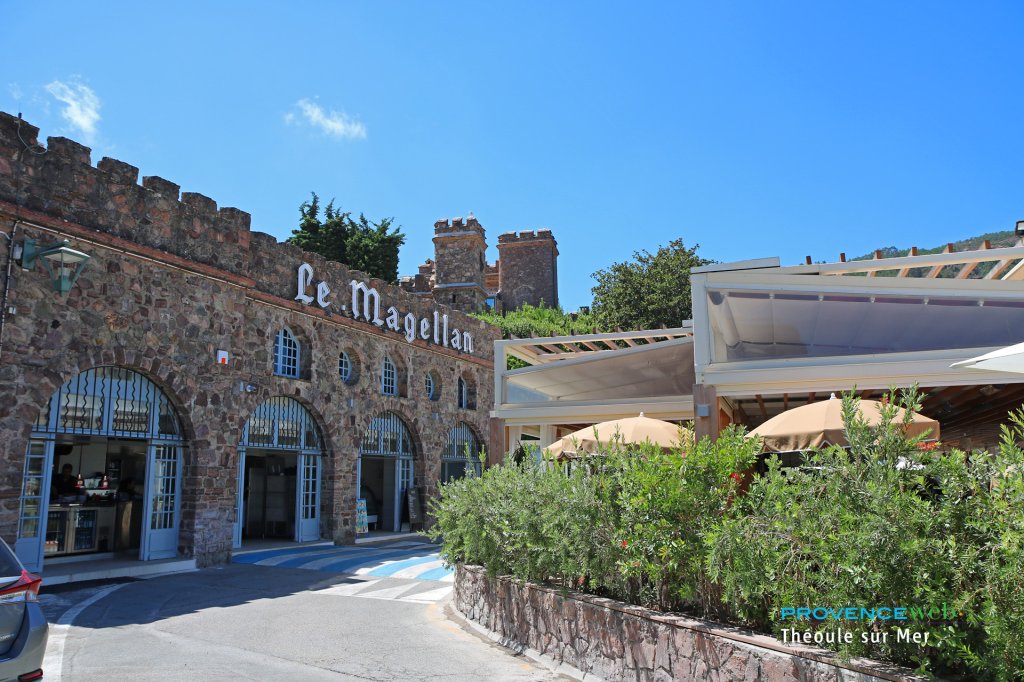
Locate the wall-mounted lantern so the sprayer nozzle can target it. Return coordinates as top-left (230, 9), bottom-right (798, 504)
top-left (20, 239), bottom-right (91, 293)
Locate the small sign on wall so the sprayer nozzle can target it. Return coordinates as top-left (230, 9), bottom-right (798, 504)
top-left (216, 350), bottom-right (229, 365)
top-left (356, 498), bottom-right (369, 534)
top-left (407, 488), bottom-right (422, 528)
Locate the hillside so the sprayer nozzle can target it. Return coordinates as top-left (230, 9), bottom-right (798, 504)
top-left (849, 229), bottom-right (1018, 278)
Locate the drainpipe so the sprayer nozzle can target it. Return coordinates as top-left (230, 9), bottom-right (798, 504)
top-left (0, 220), bottom-right (19, 363)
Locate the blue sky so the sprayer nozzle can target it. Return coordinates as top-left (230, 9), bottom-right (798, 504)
top-left (5, 2), bottom-right (1024, 310)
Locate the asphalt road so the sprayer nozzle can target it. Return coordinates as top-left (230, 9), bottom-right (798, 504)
top-left (39, 559), bottom-right (566, 681)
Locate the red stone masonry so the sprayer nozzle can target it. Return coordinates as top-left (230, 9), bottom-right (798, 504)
top-left (0, 111), bottom-right (501, 567)
top-left (497, 229), bottom-right (559, 311)
top-left (455, 566), bottom-right (940, 682)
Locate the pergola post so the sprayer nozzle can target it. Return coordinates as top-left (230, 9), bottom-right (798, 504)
top-left (693, 384), bottom-right (720, 443)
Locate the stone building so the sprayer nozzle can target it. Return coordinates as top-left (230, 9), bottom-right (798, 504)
top-left (0, 112), bottom-right (500, 575)
top-left (401, 216), bottom-right (559, 314)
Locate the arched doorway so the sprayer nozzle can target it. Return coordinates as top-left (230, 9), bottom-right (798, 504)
top-left (358, 412), bottom-right (416, 533)
top-left (441, 422), bottom-right (484, 482)
top-left (234, 397), bottom-right (324, 547)
top-left (16, 366), bottom-right (186, 572)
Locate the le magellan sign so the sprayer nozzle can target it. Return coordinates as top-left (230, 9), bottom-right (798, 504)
top-left (294, 263), bottom-right (475, 354)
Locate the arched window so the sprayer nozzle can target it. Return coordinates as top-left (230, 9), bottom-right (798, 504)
top-left (457, 375), bottom-right (476, 410)
top-left (274, 328), bottom-right (300, 378)
top-left (240, 396), bottom-right (322, 451)
top-left (424, 370), bottom-right (441, 401)
top-left (339, 352), bottom-right (352, 383)
top-left (337, 348), bottom-right (361, 386)
top-left (33, 366), bottom-right (184, 440)
top-left (381, 355), bottom-right (397, 396)
top-left (442, 422), bottom-right (483, 481)
top-left (359, 411), bottom-right (416, 458)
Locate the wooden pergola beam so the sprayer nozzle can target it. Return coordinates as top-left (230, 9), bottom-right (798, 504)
top-left (867, 250), bottom-right (883, 278)
top-left (735, 402), bottom-right (750, 427)
top-left (897, 246), bottom-right (919, 277)
top-left (926, 244), bottom-right (954, 278)
top-left (956, 240), bottom-right (989, 279)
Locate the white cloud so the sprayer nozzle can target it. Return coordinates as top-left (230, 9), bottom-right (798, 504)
top-left (287, 98), bottom-right (366, 140)
top-left (45, 79), bottom-right (101, 144)
top-left (8, 83), bottom-right (22, 101)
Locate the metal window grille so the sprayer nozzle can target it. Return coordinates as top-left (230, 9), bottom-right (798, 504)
top-left (443, 422), bottom-right (482, 460)
top-left (339, 352), bottom-right (352, 383)
top-left (381, 356), bottom-right (397, 396)
top-left (359, 411), bottom-right (415, 458)
top-left (442, 423), bottom-right (483, 481)
top-left (34, 366), bottom-right (183, 441)
top-left (150, 445), bottom-right (179, 530)
top-left (240, 397), bottom-right (323, 451)
top-left (274, 328), bottom-right (300, 378)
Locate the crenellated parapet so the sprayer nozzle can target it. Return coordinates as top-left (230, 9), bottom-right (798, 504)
top-left (0, 111), bottom-right (251, 275)
top-left (0, 110), bottom-right (497, 358)
top-left (434, 215), bottom-right (485, 238)
top-left (496, 229), bottom-right (557, 247)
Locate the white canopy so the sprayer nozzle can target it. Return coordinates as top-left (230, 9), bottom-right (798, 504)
top-left (951, 342), bottom-right (1024, 374)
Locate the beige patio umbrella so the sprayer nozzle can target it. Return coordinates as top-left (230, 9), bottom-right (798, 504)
top-left (749, 395), bottom-right (940, 453)
top-left (542, 413), bottom-right (693, 460)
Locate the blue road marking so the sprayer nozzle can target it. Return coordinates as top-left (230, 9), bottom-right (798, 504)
top-left (233, 542), bottom-right (448, 580)
top-left (367, 555), bottom-right (439, 577)
top-left (415, 565), bottom-right (454, 581)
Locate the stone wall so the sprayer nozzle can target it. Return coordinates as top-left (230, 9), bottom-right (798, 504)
top-left (431, 217), bottom-right (489, 312)
top-left (402, 219), bottom-right (560, 315)
top-left (454, 565), bottom-right (934, 682)
top-left (0, 111), bottom-right (501, 566)
top-left (497, 229), bottom-right (558, 310)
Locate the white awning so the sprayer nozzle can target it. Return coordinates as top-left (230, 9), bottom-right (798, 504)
top-left (951, 342), bottom-right (1024, 374)
top-left (505, 337), bottom-right (696, 403)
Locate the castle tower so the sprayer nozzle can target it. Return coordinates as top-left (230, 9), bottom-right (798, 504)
top-left (497, 229), bottom-right (559, 310)
top-left (432, 216), bottom-right (489, 312)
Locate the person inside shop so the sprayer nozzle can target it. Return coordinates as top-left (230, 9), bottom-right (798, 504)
top-left (53, 463), bottom-right (81, 503)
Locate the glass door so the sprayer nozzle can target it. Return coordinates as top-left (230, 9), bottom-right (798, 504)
top-left (295, 454), bottom-right (320, 542)
top-left (399, 458), bottom-right (414, 531)
top-left (15, 439), bottom-right (54, 572)
top-left (141, 444), bottom-right (182, 560)
top-left (233, 449), bottom-right (246, 549)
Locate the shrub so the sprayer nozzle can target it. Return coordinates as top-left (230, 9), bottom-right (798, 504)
top-left (706, 390), bottom-right (1024, 679)
top-left (429, 390), bottom-right (1024, 679)
top-left (611, 427), bottom-right (758, 613)
top-left (426, 452), bottom-right (619, 590)
top-left (428, 428), bottom-right (757, 614)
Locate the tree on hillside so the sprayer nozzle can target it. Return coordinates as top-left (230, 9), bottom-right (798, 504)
top-left (288, 193), bottom-right (406, 284)
top-left (471, 303), bottom-right (602, 339)
top-left (590, 239), bottom-right (711, 330)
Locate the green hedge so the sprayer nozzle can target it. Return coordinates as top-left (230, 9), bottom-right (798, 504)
top-left (428, 389), bottom-right (1024, 680)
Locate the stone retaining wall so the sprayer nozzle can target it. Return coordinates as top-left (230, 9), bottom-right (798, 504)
top-left (454, 565), bottom-right (934, 682)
